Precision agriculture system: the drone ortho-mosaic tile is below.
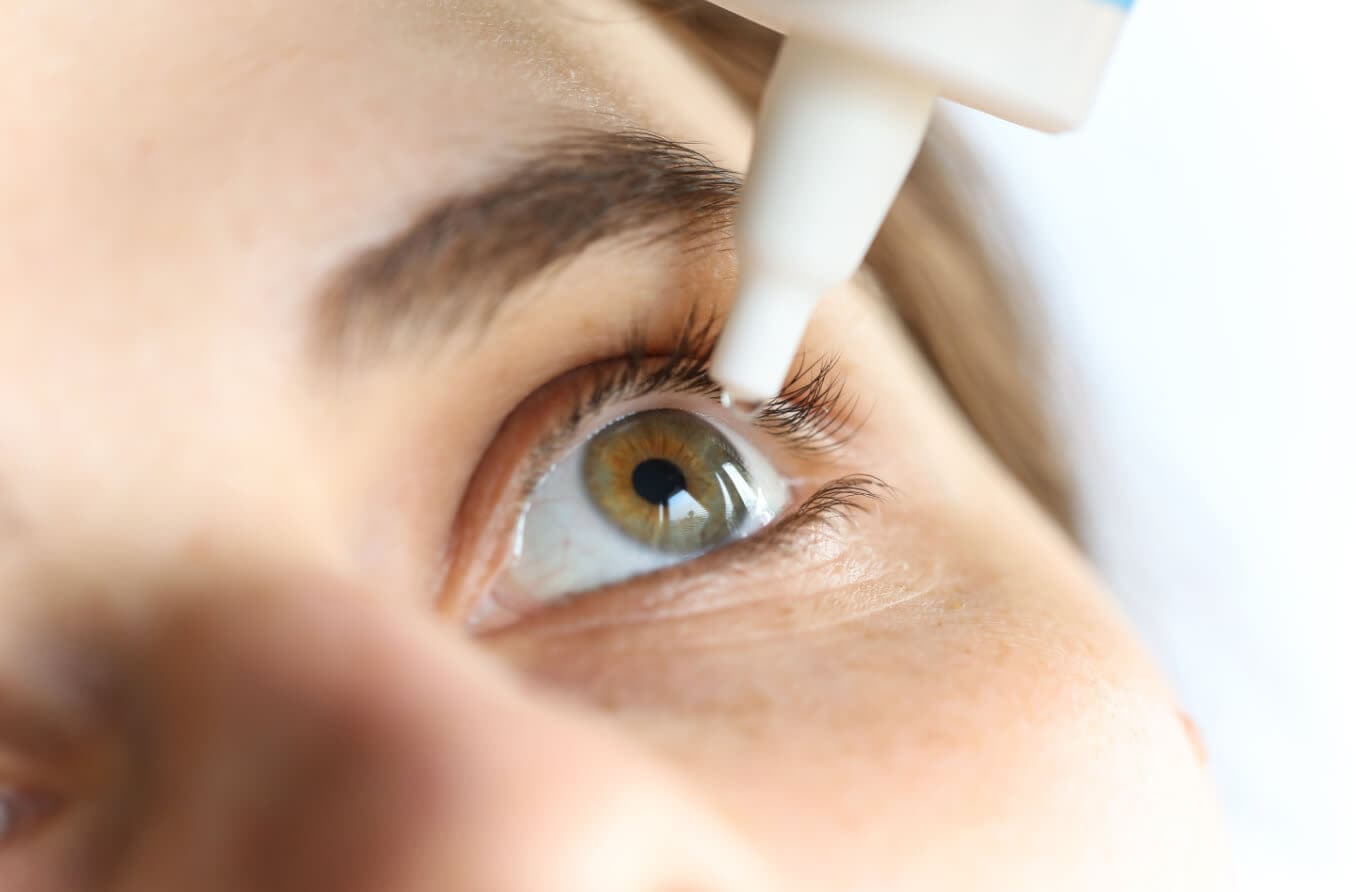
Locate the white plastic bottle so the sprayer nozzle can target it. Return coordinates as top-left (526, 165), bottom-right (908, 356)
top-left (707, 0), bottom-right (1134, 410)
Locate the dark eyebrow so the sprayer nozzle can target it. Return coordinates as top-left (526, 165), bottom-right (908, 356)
top-left (314, 128), bottom-right (741, 359)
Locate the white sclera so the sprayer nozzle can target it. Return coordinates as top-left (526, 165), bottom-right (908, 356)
top-left (506, 410), bottom-right (789, 604)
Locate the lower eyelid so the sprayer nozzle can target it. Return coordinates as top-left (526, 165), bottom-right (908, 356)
top-left (473, 474), bottom-right (891, 638)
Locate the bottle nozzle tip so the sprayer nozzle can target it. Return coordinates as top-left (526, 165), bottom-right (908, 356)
top-left (719, 390), bottom-right (765, 419)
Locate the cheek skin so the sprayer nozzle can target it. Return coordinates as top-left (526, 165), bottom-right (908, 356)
top-left (493, 500), bottom-right (1221, 890)
top-left (485, 284), bottom-right (1223, 889)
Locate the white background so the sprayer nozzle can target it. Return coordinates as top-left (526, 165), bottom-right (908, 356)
top-left (951, 0), bottom-right (1355, 887)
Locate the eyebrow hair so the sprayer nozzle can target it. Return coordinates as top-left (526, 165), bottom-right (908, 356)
top-left (314, 128), bottom-right (742, 358)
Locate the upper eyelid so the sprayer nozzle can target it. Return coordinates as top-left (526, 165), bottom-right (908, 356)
top-left (514, 351), bottom-right (858, 503)
top-left (552, 309), bottom-right (860, 461)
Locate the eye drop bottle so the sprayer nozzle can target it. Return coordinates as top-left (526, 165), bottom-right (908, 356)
top-left (705, 0), bottom-right (1134, 409)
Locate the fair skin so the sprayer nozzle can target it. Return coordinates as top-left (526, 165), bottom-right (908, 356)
top-left (0, 1), bottom-right (1224, 890)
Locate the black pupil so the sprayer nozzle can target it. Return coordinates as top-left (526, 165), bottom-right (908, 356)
top-left (631, 458), bottom-right (687, 506)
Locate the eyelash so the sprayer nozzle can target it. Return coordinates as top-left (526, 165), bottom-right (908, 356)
top-left (519, 311), bottom-right (888, 534)
top-left (440, 313), bottom-right (892, 629)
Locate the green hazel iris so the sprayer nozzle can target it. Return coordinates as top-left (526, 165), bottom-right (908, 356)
top-left (583, 409), bottom-right (754, 553)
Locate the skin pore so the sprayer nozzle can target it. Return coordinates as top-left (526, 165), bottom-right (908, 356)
top-left (0, 1), bottom-right (1224, 890)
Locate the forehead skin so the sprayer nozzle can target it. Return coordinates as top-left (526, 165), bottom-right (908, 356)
top-left (0, 0), bottom-right (745, 566)
top-left (0, 0), bottom-right (594, 378)
top-left (0, 1), bottom-right (1223, 889)
top-left (0, 0), bottom-right (742, 305)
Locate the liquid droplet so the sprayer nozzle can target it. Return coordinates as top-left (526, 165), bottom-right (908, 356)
top-left (719, 390), bottom-right (764, 419)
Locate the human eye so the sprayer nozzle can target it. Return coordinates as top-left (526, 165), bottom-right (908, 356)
top-left (0, 786), bottom-right (60, 848)
top-left (445, 317), bottom-right (886, 632)
top-left (506, 404), bottom-right (788, 607)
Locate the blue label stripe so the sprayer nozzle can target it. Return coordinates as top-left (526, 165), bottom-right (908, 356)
top-left (1100, 0), bottom-right (1135, 8)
